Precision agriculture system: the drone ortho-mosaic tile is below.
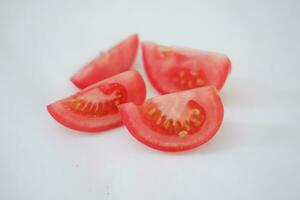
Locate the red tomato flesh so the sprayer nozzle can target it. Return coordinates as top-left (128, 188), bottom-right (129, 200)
top-left (118, 86), bottom-right (224, 152)
top-left (142, 42), bottom-right (231, 94)
top-left (48, 70), bottom-right (146, 133)
top-left (71, 34), bottom-right (139, 89)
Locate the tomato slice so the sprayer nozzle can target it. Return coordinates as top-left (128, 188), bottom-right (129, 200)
top-left (142, 42), bottom-right (231, 94)
top-left (48, 70), bottom-right (146, 133)
top-left (118, 86), bottom-right (223, 152)
top-left (71, 34), bottom-right (139, 89)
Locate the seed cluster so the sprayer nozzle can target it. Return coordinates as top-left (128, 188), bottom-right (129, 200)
top-left (173, 70), bottom-right (205, 90)
top-left (140, 101), bottom-right (205, 137)
top-left (64, 83), bottom-right (126, 117)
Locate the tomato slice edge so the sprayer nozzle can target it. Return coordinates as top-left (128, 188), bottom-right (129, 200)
top-left (47, 102), bottom-right (122, 133)
top-left (119, 87), bottom-right (224, 152)
top-left (142, 42), bottom-right (231, 94)
top-left (71, 34), bottom-right (139, 89)
top-left (48, 70), bottom-right (146, 133)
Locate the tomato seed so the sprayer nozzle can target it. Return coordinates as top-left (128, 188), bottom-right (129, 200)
top-left (178, 130), bottom-right (188, 137)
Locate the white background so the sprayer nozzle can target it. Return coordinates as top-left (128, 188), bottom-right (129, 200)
top-left (1, 0), bottom-right (300, 199)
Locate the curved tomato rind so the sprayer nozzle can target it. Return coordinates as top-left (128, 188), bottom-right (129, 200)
top-left (71, 34), bottom-right (139, 89)
top-left (47, 103), bottom-right (123, 132)
top-left (119, 86), bottom-right (224, 152)
top-left (48, 70), bottom-right (146, 133)
top-left (142, 42), bottom-right (231, 94)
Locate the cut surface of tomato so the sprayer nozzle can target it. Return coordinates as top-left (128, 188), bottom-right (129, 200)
top-left (142, 42), bottom-right (231, 94)
top-left (48, 70), bottom-right (146, 132)
top-left (71, 34), bottom-right (139, 89)
top-left (118, 86), bottom-right (224, 152)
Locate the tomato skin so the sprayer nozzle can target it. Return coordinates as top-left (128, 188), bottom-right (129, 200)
top-left (71, 34), bottom-right (139, 89)
top-left (47, 102), bottom-right (123, 132)
top-left (47, 70), bottom-right (146, 133)
top-left (118, 86), bottom-right (224, 152)
top-left (142, 42), bottom-right (231, 94)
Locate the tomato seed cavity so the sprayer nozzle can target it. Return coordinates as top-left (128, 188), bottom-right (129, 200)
top-left (170, 69), bottom-right (205, 91)
top-left (63, 83), bottom-right (126, 117)
top-left (139, 100), bottom-right (205, 137)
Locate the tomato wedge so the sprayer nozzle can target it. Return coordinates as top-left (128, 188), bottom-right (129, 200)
top-left (142, 42), bottom-right (231, 94)
top-left (119, 86), bottom-right (224, 152)
top-left (71, 34), bottom-right (139, 89)
top-left (48, 70), bottom-right (146, 132)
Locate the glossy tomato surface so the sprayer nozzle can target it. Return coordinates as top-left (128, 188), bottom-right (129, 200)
top-left (71, 34), bottom-right (139, 89)
top-left (48, 70), bottom-right (146, 133)
top-left (142, 42), bottom-right (231, 94)
top-left (119, 86), bottom-right (223, 152)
